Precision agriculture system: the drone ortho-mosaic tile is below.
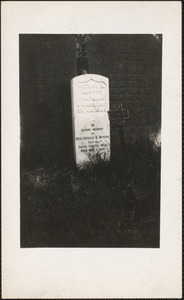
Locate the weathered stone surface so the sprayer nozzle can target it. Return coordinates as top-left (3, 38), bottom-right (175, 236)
top-left (71, 74), bottom-right (110, 166)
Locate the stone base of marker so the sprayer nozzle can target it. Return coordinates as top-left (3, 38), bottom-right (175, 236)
top-left (71, 74), bottom-right (110, 167)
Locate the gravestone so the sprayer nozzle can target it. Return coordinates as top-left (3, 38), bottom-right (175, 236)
top-left (71, 74), bottom-right (110, 166)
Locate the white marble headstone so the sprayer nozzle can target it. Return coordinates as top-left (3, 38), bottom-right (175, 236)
top-left (71, 74), bottom-right (110, 166)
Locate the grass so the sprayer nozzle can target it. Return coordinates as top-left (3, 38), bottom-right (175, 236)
top-left (21, 138), bottom-right (160, 247)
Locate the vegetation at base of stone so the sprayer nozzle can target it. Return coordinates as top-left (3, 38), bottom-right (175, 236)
top-left (21, 137), bottom-right (160, 247)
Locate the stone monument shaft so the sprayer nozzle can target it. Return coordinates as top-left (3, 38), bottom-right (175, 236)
top-left (71, 74), bottom-right (110, 166)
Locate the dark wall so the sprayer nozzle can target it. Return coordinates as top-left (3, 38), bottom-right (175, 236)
top-left (20, 34), bottom-right (162, 169)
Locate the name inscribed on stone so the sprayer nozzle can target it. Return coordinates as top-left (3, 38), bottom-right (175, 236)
top-left (71, 74), bottom-right (110, 166)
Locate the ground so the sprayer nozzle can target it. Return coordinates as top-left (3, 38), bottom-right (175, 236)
top-left (21, 138), bottom-right (160, 248)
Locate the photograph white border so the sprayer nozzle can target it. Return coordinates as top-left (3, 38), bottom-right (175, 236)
top-left (2, 1), bottom-right (182, 298)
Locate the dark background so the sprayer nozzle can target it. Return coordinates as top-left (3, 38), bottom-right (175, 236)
top-left (20, 34), bottom-right (162, 169)
top-left (20, 35), bottom-right (162, 247)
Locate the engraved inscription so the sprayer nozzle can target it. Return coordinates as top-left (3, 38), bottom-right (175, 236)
top-left (76, 81), bottom-right (107, 113)
top-left (71, 74), bottom-right (110, 166)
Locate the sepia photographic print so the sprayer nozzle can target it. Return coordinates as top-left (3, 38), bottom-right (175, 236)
top-left (20, 34), bottom-right (162, 248)
top-left (2, 2), bottom-right (181, 299)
